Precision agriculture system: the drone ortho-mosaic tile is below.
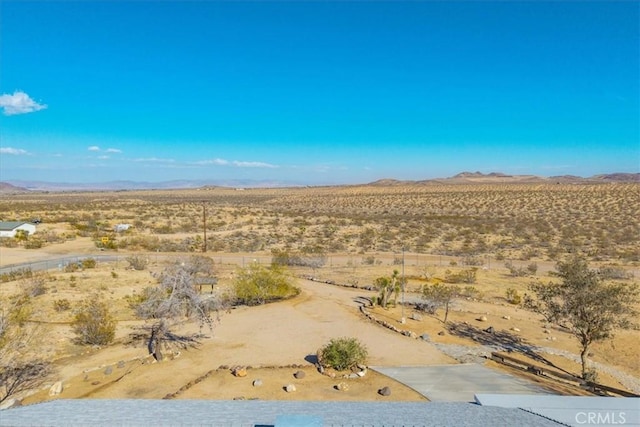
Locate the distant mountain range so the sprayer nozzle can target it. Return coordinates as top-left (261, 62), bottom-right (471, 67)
top-left (369, 172), bottom-right (640, 186)
top-left (1, 172), bottom-right (638, 193)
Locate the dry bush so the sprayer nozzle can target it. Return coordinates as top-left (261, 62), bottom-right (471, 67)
top-left (72, 297), bottom-right (117, 345)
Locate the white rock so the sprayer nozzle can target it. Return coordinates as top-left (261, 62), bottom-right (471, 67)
top-left (49, 381), bottom-right (63, 396)
top-left (284, 384), bottom-right (296, 393)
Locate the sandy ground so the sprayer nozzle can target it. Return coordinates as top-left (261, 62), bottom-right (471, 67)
top-left (2, 240), bottom-right (638, 406)
top-left (21, 278), bottom-right (450, 404)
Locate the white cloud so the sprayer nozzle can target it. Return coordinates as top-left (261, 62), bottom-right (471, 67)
top-left (0, 147), bottom-right (29, 155)
top-left (197, 158), bottom-right (277, 168)
top-left (106, 148), bottom-right (122, 153)
top-left (97, 155), bottom-right (110, 160)
top-left (0, 91), bottom-right (47, 115)
top-left (88, 146), bottom-right (101, 151)
top-left (232, 160), bottom-right (278, 168)
top-left (132, 157), bottom-right (176, 163)
top-left (0, 90), bottom-right (47, 116)
top-left (195, 158), bottom-right (229, 166)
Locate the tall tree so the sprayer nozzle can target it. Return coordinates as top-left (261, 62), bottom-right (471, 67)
top-left (528, 256), bottom-right (639, 379)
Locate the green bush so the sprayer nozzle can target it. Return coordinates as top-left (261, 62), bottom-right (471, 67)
top-left (72, 297), bottom-right (117, 345)
top-left (233, 263), bottom-right (299, 306)
top-left (318, 337), bottom-right (368, 371)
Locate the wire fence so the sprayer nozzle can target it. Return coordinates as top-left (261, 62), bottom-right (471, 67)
top-left (0, 251), bottom-right (555, 277)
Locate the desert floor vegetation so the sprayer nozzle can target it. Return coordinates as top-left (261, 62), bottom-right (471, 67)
top-left (0, 182), bottom-right (638, 405)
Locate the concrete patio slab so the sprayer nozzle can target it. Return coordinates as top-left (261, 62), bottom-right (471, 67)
top-left (372, 363), bottom-right (554, 402)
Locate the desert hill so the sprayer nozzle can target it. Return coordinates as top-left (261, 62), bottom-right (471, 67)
top-left (0, 182), bottom-right (30, 193)
top-left (2, 172), bottom-right (638, 192)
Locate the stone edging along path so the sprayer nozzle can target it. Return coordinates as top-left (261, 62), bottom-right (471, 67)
top-left (301, 275), bottom-right (640, 394)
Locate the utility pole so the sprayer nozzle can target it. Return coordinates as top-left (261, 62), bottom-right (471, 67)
top-left (401, 246), bottom-right (406, 323)
top-left (202, 201), bottom-right (207, 253)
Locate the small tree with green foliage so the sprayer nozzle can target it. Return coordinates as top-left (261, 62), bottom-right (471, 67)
top-left (318, 337), bottom-right (368, 371)
top-left (233, 263), bottom-right (299, 306)
top-left (422, 282), bottom-right (461, 323)
top-left (527, 256), bottom-right (639, 379)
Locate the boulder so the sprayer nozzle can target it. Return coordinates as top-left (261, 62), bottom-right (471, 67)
top-left (293, 370), bottom-right (306, 379)
top-left (502, 315), bottom-right (511, 320)
top-left (357, 369), bottom-right (367, 377)
top-left (104, 366), bottom-right (113, 375)
top-left (378, 386), bottom-right (391, 396)
top-left (511, 327), bottom-right (521, 332)
top-left (284, 384), bottom-right (296, 393)
top-left (411, 313), bottom-right (423, 321)
top-left (49, 381), bottom-right (63, 396)
top-left (232, 367), bottom-right (247, 377)
top-left (0, 399), bottom-right (20, 410)
top-left (117, 360), bottom-right (126, 369)
top-left (484, 326), bottom-right (495, 334)
top-left (437, 331), bottom-right (445, 336)
top-left (335, 382), bottom-right (349, 391)
top-left (420, 333), bottom-right (431, 342)
top-left (252, 379), bottom-right (263, 387)
top-left (477, 316), bottom-right (488, 322)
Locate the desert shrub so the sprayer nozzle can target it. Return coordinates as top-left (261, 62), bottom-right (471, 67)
top-left (111, 271), bottom-right (118, 279)
top-left (461, 256), bottom-right (483, 266)
top-left (318, 337), bottom-right (367, 371)
top-left (526, 262), bottom-right (538, 275)
top-left (461, 286), bottom-right (482, 300)
top-left (233, 263), bottom-right (299, 306)
top-left (24, 276), bottom-right (47, 297)
top-left (505, 261), bottom-right (528, 277)
top-left (126, 255), bottom-right (149, 271)
top-left (444, 268), bottom-right (477, 284)
top-left (72, 297), bottom-right (117, 345)
top-left (0, 268), bottom-right (33, 283)
top-left (53, 299), bottom-right (71, 312)
top-left (505, 288), bottom-right (522, 305)
top-left (81, 258), bottom-right (97, 269)
top-left (583, 368), bottom-right (598, 383)
top-left (64, 262), bottom-right (80, 273)
top-left (0, 237), bottom-right (19, 248)
top-left (24, 238), bottom-right (44, 249)
top-left (362, 255), bottom-right (375, 265)
top-left (598, 265), bottom-right (632, 280)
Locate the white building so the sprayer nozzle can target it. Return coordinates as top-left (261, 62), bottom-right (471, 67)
top-left (0, 221), bottom-right (37, 238)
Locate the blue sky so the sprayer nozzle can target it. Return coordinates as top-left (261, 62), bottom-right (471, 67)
top-left (1, 1), bottom-right (638, 185)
